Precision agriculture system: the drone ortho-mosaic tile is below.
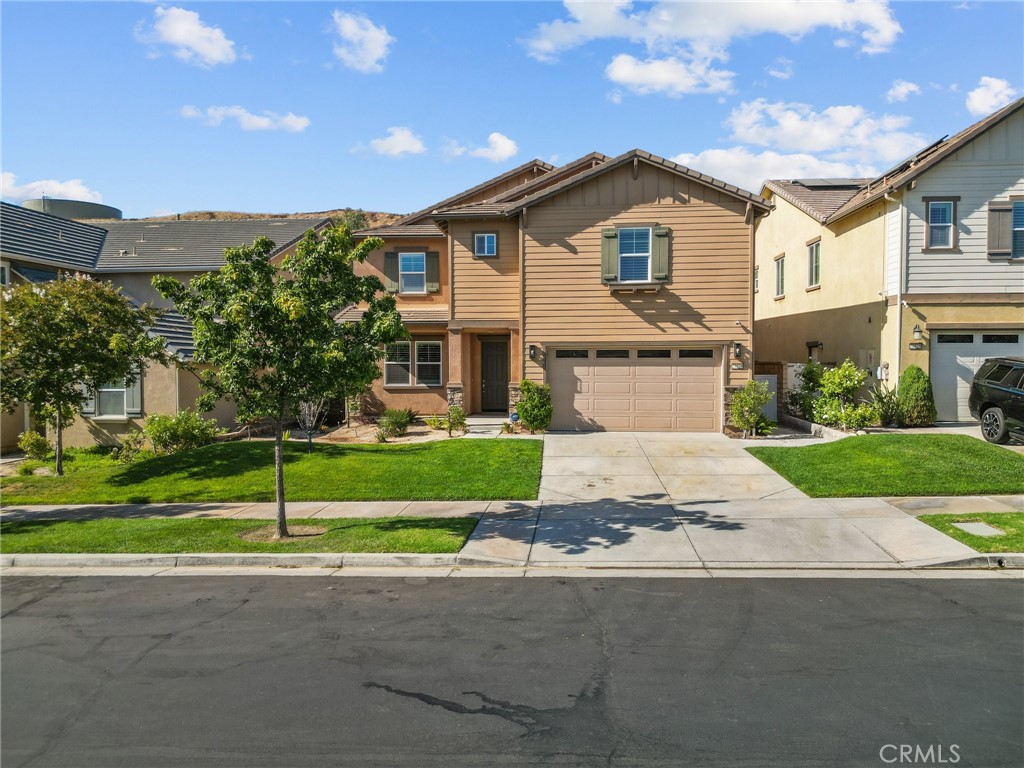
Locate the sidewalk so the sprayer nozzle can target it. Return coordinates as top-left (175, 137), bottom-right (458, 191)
top-left (3, 495), bottom-right (1022, 572)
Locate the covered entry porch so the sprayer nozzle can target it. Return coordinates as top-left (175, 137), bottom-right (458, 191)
top-left (446, 324), bottom-right (521, 416)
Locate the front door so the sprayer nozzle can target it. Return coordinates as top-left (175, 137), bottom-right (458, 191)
top-left (480, 339), bottom-right (509, 412)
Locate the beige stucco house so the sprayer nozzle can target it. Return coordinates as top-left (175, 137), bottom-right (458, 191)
top-left (754, 98), bottom-right (1024, 422)
top-left (0, 202), bottom-right (326, 449)
top-left (353, 149), bottom-right (771, 432)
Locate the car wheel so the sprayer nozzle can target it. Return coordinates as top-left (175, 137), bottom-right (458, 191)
top-left (981, 407), bottom-right (1010, 444)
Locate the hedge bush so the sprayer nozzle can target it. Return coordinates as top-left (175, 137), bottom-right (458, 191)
top-left (897, 365), bottom-right (937, 426)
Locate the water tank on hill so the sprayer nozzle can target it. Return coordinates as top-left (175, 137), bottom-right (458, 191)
top-left (22, 198), bottom-right (122, 220)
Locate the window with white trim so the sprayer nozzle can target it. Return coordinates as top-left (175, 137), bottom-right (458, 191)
top-left (0, 262), bottom-right (9, 287)
top-left (474, 233), bottom-right (497, 258)
top-left (97, 379), bottom-right (127, 416)
top-left (384, 342), bottom-right (412, 385)
top-left (399, 253), bottom-right (426, 294)
top-left (775, 256), bottom-right (785, 297)
top-left (415, 341), bottom-right (442, 386)
top-left (753, 266), bottom-right (759, 292)
top-left (807, 241), bottom-right (820, 287)
top-left (618, 227), bottom-right (651, 283)
top-left (1013, 201), bottom-right (1024, 259)
top-left (926, 200), bottom-right (955, 248)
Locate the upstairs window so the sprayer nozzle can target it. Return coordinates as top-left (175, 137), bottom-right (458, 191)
top-left (775, 255), bottom-right (785, 297)
top-left (753, 266), bottom-right (759, 293)
top-left (474, 233), bottom-right (497, 258)
top-left (926, 199), bottom-right (957, 249)
top-left (807, 241), bottom-right (820, 287)
top-left (618, 227), bottom-right (652, 283)
top-left (399, 253), bottom-right (426, 294)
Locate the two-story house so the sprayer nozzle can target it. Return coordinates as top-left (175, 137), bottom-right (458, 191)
top-left (352, 149), bottom-right (771, 432)
top-left (754, 98), bottom-right (1024, 422)
top-left (0, 201), bottom-right (327, 448)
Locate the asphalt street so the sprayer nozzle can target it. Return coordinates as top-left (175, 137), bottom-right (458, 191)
top-left (2, 576), bottom-right (1021, 768)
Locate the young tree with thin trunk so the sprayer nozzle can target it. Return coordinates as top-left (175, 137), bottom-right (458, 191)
top-left (154, 226), bottom-right (401, 538)
top-left (0, 274), bottom-right (167, 475)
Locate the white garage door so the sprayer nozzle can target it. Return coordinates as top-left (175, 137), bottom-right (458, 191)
top-left (548, 347), bottom-right (722, 431)
top-left (930, 331), bottom-right (1024, 421)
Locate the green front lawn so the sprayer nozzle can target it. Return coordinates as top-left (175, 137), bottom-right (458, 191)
top-left (919, 513), bottom-right (1024, 554)
top-left (0, 517), bottom-right (477, 554)
top-left (0, 439), bottom-right (542, 505)
top-left (747, 435), bottom-right (1024, 497)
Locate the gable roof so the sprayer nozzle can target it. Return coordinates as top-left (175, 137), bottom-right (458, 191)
top-left (761, 179), bottom-right (871, 223)
top-left (91, 218), bottom-right (328, 271)
top-left (391, 158), bottom-right (555, 227)
top-left (489, 152), bottom-right (610, 204)
top-left (0, 201), bottom-right (107, 271)
top-left (433, 149), bottom-right (771, 220)
top-left (150, 308), bottom-right (197, 359)
top-left (826, 96), bottom-right (1024, 223)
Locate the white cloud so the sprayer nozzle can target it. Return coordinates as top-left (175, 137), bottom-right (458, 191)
top-left (137, 6), bottom-right (237, 67)
top-left (369, 127), bottom-right (426, 157)
top-left (524, 1), bottom-right (901, 96)
top-left (468, 132), bottom-right (519, 162)
top-left (886, 79), bottom-right (920, 103)
top-left (670, 148), bottom-right (870, 195)
top-left (726, 98), bottom-right (925, 164)
top-left (331, 10), bottom-right (394, 73)
top-left (605, 54), bottom-right (733, 96)
top-left (1, 171), bottom-right (104, 203)
top-left (441, 139), bottom-right (468, 159)
top-left (766, 57), bottom-right (794, 80)
top-left (965, 76), bottom-right (1019, 116)
top-left (181, 105), bottom-right (310, 132)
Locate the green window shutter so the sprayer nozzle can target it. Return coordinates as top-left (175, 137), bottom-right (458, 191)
top-left (601, 228), bottom-right (618, 284)
top-left (426, 251), bottom-right (440, 293)
top-left (988, 204), bottom-right (1012, 256)
top-left (652, 226), bottom-right (671, 282)
top-left (125, 374), bottom-right (143, 417)
top-left (383, 252), bottom-right (399, 292)
top-left (80, 384), bottom-right (95, 416)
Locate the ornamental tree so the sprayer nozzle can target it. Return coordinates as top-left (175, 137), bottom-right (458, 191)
top-left (0, 274), bottom-right (168, 475)
top-left (153, 226), bottom-right (402, 538)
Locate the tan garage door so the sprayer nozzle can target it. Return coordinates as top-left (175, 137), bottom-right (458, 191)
top-left (548, 347), bottom-right (721, 431)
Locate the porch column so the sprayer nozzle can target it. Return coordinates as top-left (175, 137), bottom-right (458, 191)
top-left (508, 327), bottom-right (522, 416)
top-left (446, 328), bottom-right (464, 409)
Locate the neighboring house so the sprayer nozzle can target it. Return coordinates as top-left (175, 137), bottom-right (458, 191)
top-left (352, 149), bottom-right (770, 432)
top-left (754, 98), bottom-right (1024, 422)
top-left (0, 202), bottom-right (327, 448)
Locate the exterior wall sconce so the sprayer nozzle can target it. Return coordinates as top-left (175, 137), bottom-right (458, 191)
top-left (912, 324), bottom-right (923, 340)
top-left (528, 345), bottom-right (538, 360)
top-left (733, 342), bottom-right (742, 359)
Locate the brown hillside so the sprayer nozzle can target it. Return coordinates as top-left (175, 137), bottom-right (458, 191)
top-left (137, 209), bottom-right (402, 227)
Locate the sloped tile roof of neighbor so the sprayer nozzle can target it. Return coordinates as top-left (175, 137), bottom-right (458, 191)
top-left (761, 179), bottom-right (871, 223)
top-left (91, 218), bottom-right (329, 271)
top-left (149, 308), bottom-right (197, 359)
top-left (0, 201), bottom-right (107, 271)
top-left (335, 306), bottom-right (448, 325)
top-left (824, 96), bottom-right (1024, 223)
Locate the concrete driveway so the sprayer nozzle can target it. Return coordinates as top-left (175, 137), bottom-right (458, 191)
top-left (481, 431), bottom-right (982, 569)
top-left (540, 432), bottom-right (804, 502)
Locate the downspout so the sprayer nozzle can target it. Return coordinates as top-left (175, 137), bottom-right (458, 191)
top-left (519, 210), bottom-right (527, 387)
top-left (884, 190), bottom-right (904, 387)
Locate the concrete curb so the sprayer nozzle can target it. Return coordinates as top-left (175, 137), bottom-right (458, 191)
top-left (910, 553), bottom-right (1024, 569)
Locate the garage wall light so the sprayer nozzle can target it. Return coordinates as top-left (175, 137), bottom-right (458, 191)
top-left (529, 345), bottom-right (538, 360)
top-left (733, 342), bottom-right (742, 359)
top-left (913, 324), bottom-right (923, 341)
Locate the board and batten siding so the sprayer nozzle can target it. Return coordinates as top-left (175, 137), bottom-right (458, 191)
top-left (905, 106), bottom-right (1024, 294)
top-left (450, 218), bottom-right (521, 321)
top-left (522, 161), bottom-right (753, 384)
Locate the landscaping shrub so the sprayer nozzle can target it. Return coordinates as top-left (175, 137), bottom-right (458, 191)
top-left (869, 383), bottom-right (902, 427)
top-left (787, 358), bottom-right (824, 418)
top-left (112, 430), bottom-right (148, 464)
top-left (729, 380), bottom-right (776, 437)
top-left (516, 380), bottom-right (552, 432)
top-left (17, 431), bottom-right (52, 461)
top-left (897, 365), bottom-right (937, 426)
top-left (812, 359), bottom-right (879, 431)
top-left (423, 414), bottom-right (447, 430)
top-left (446, 405), bottom-right (466, 436)
top-left (375, 415), bottom-right (400, 443)
top-left (383, 408), bottom-right (417, 434)
top-left (144, 409), bottom-right (222, 454)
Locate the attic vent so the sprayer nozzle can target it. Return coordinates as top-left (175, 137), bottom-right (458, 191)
top-left (144, 224), bottom-right (161, 228)
top-left (160, 247), bottom-right (183, 252)
top-left (57, 230), bottom-right (63, 241)
top-left (268, 222), bottom-right (287, 226)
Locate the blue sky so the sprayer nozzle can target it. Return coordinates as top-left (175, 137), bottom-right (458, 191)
top-left (2, 1), bottom-right (1021, 219)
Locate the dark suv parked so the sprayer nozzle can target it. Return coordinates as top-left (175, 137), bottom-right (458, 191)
top-left (969, 356), bottom-right (1024, 444)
